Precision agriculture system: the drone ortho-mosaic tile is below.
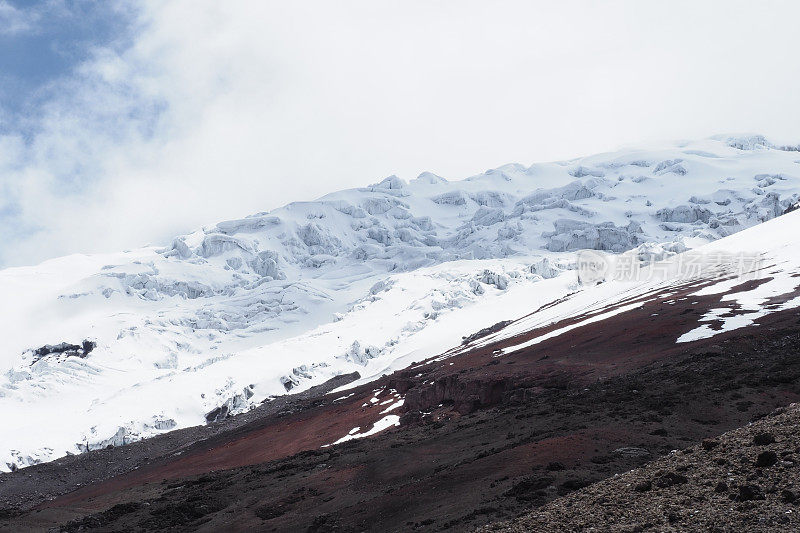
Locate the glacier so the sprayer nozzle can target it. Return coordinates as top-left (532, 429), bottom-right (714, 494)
top-left (1, 134), bottom-right (799, 471)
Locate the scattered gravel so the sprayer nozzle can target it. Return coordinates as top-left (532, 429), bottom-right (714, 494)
top-left (482, 404), bottom-right (800, 532)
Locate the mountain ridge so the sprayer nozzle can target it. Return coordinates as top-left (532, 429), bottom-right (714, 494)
top-left (1, 134), bottom-right (799, 471)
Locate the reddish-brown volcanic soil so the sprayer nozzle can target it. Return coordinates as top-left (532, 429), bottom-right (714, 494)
top-left (2, 278), bottom-right (800, 532)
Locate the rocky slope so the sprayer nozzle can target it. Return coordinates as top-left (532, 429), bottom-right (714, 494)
top-left (482, 403), bottom-right (800, 533)
top-left (1, 206), bottom-right (799, 531)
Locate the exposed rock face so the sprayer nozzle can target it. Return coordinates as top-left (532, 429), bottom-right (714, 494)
top-left (205, 405), bottom-right (229, 423)
top-left (402, 373), bottom-right (510, 415)
top-left (33, 340), bottom-right (96, 360)
top-left (461, 320), bottom-right (513, 345)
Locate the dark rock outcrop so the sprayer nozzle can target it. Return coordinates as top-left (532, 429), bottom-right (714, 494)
top-left (404, 374), bottom-right (510, 415)
top-left (205, 406), bottom-right (230, 424)
top-left (462, 320), bottom-right (513, 345)
top-left (753, 432), bottom-right (776, 446)
top-left (33, 340), bottom-right (96, 361)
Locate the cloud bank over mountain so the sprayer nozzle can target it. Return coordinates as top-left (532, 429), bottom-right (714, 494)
top-left (2, 0), bottom-right (800, 267)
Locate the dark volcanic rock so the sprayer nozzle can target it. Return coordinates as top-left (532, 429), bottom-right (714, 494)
top-left (505, 476), bottom-right (555, 502)
top-left (32, 340), bottom-right (96, 360)
top-left (205, 405), bottom-right (230, 423)
top-left (737, 484), bottom-right (765, 501)
top-left (0, 508), bottom-right (21, 520)
top-left (404, 374), bottom-right (510, 414)
top-left (559, 478), bottom-right (593, 494)
top-left (34, 342), bottom-right (81, 357)
top-left (755, 450), bottom-right (778, 468)
top-left (480, 403), bottom-right (800, 532)
top-left (462, 320), bottom-right (513, 345)
top-left (753, 432), bottom-right (776, 446)
top-left (653, 471), bottom-right (688, 489)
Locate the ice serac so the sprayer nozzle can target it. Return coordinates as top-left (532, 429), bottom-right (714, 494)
top-left (1, 135), bottom-right (800, 471)
top-left (656, 205), bottom-right (712, 224)
top-left (544, 219), bottom-right (640, 252)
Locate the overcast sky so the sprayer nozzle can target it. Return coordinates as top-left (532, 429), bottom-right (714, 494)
top-left (1, 0), bottom-right (799, 267)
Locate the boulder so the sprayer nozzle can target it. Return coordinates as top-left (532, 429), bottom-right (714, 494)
top-left (33, 340), bottom-right (96, 360)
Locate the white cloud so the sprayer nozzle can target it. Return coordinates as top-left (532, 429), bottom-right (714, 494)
top-left (2, 0), bottom-right (800, 266)
top-left (0, 0), bottom-right (39, 35)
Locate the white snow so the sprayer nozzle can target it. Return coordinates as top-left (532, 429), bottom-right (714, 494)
top-left (458, 210), bottom-right (800, 353)
top-left (380, 399), bottom-right (405, 414)
top-left (325, 415), bottom-right (401, 447)
top-left (1, 135), bottom-right (800, 470)
top-left (675, 208), bottom-right (800, 342)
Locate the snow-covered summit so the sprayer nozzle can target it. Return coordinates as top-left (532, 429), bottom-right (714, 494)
top-left (1, 135), bottom-right (799, 471)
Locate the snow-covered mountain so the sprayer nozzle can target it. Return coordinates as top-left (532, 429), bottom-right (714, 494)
top-left (453, 202), bottom-right (800, 360)
top-left (1, 134), bottom-right (799, 471)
